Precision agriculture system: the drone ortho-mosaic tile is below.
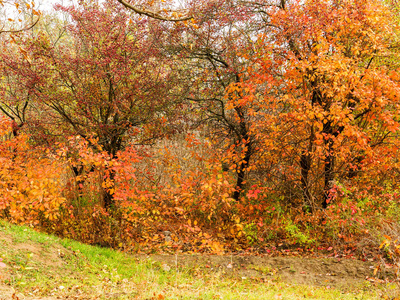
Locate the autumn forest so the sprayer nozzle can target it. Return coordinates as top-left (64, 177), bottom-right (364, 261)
top-left (1, 0), bottom-right (400, 265)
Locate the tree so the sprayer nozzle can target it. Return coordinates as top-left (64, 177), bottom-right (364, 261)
top-left (237, 0), bottom-right (400, 209)
top-left (1, 0), bottom-right (180, 209)
top-left (0, 0), bottom-right (44, 137)
top-left (161, 0), bottom-right (284, 201)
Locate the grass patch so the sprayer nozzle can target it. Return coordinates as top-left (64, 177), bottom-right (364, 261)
top-left (0, 220), bottom-right (382, 299)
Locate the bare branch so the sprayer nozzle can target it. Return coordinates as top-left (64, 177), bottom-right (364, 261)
top-left (0, 15), bottom-right (40, 34)
top-left (116, 0), bottom-right (192, 22)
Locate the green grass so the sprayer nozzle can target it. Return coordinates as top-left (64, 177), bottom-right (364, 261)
top-left (0, 220), bottom-right (382, 299)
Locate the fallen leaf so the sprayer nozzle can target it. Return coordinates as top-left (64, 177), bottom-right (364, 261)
top-left (162, 264), bottom-right (171, 272)
top-left (12, 294), bottom-right (20, 300)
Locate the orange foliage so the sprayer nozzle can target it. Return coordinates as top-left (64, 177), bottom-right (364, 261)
top-left (0, 118), bottom-right (66, 225)
top-left (1, 0), bottom-right (400, 256)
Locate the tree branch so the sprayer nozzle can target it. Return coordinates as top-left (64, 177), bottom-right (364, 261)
top-left (116, 0), bottom-right (192, 22)
top-left (0, 16), bottom-right (40, 34)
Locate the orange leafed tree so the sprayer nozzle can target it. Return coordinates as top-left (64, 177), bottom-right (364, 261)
top-left (0, 118), bottom-right (66, 225)
top-left (228, 0), bottom-right (400, 210)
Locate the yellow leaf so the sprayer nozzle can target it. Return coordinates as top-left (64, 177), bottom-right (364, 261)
top-left (373, 266), bottom-right (379, 276)
top-left (379, 240), bottom-right (389, 249)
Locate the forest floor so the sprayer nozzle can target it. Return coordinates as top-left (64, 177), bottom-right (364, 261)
top-left (0, 221), bottom-right (398, 300)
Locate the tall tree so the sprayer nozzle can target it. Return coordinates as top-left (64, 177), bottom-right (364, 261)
top-left (163, 0), bottom-right (282, 201)
top-left (1, 0), bottom-right (180, 209)
top-left (239, 0), bottom-right (400, 209)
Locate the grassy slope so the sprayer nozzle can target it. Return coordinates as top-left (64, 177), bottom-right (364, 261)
top-left (0, 220), bottom-right (380, 299)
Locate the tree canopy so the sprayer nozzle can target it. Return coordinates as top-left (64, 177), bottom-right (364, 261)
top-left (1, 0), bottom-right (400, 255)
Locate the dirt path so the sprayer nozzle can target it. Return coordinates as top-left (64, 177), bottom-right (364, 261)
top-left (0, 284), bottom-right (14, 300)
top-left (140, 254), bottom-right (376, 289)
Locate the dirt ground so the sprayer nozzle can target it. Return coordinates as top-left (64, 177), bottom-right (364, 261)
top-left (0, 229), bottom-right (390, 299)
top-left (0, 253), bottom-right (378, 300)
top-left (139, 253), bottom-right (377, 289)
top-left (0, 254), bottom-right (380, 299)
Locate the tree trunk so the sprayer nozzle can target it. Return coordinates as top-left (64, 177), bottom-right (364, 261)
top-left (232, 104), bottom-right (252, 201)
top-left (103, 169), bottom-right (115, 211)
top-left (101, 138), bottom-right (121, 211)
top-left (301, 123), bottom-right (314, 210)
top-left (72, 164), bottom-right (95, 198)
top-left (323, 151), bottom-right (334, 209)
top-left (300, 152), bottom-right (312, 206)
top-left (322, 121), bottom-right (343, 208)
top-left (233, 141), bottom-right (252, 201)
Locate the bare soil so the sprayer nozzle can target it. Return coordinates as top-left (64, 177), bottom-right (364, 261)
top-left (139, 253), bottom-right (376, 289)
